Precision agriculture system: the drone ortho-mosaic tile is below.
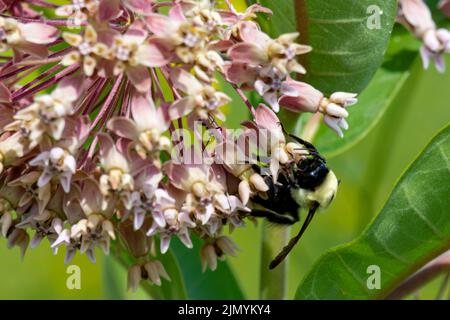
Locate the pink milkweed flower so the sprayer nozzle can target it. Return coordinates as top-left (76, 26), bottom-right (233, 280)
top-left (227, 24), bottom-right (311, 111)
top-left (242, 105), bottom-right (310, 184)
top-left (28, 117), bottom-right (89, 194)
top-left (195, 164), bottom-right (248, 236)
top-left (56, 0), bottom-right (101, 25)
top-left (200, 236), bottom-right (239, 272)
top-left (228, 24), bottom-right (311, 75)
top-left (52, 179), bottom-right (116, 263)
top-left (167, 162), bottom-right (222, 225)
top-left (279, 79), bottom-right (357, 138)
top-left (146, 187), bottom-right (195, 254)
top-left (52, 213), bottom-right (115, 263)
top-left (218, 4), bottom-right (272, 41)
top-left (145, 2), bottom-right (226, 83)
top-left (0, 17), bottom-right (59, 58)
top-left (398, 0), bottom-right (450, 73)
top-left (108, 92), bottom-right (171, 163)
top-left (439, 0), bottom-right (450, 18)
top-left (8, 170), bottom-right (52, 216)
top-left (128, 165), bottom-right (164, 230)
top-left (5, 75), bottom-right (85, 149)
top-left (215, 130), bottom-right (269, 206)
top-left (1, 0), bottom-right (41, 18)
top-left (252, 104), bottom-right (289, 180)
top-left (224, 62), bottom-right (259, 90)
top-left (127, 260), bottom-right (170, 292)
top-left (169, 68), bottom-right (231, 121)
top-left (106, 23), bottom-right (170, 92)
top-left (56, 0), bottom-right (123, 23)
top-left (144, 5), bottom-right (195, 57)
top-left (420, 29), bottom-right (450, 72)
top-left (62, 25), bottom-right (113, 77)
top-left (29, 147), bottom-right (76, 194)
top-left (279, 79), bottom-right (324, 113)
top-left (15, 206), bottom-right (64, 249)
top-left (0, 132), bottom-right (27, 174)
top-left (98, 134), bottom-right (134, 210)
top-left (122, 0), bottom-right (154, 15)
top-left (6, 228), bottom-right (29, 258)
top-left (0, 189), bottom-right (19, 237)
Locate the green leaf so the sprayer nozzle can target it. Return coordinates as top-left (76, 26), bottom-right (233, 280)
top-left (249, 0), bottom-right (397, 94)
top-left (295, 124), bottom-right (450, 299)
top-left (102, 255), bottom-right (125, 300)
top-left (247, 0), bottom-right (398, 156)
top-left (247, 0), bottom-right (296, 36)
top-left (313, 3), bottom-right (450, 157)
top-left (171, 237), bottom-right (245, 299)
top-left (295, 0), bottom-right (397, 95)
top-left (313, 26), bottom-right (418, 157)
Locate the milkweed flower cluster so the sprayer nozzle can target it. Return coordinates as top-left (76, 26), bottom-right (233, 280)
top-left (0, 0), bottom-right (357, 291)
top-left (398, 0), bottom-right (450, 72)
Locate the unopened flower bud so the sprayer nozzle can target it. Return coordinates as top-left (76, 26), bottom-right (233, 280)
top-left (192, 181), bottom-right (207, 198)
top-left (279, 80), bottom-right (323, 113)
top-left (238, 180), bottom-right (251, 205)
top-left (143, 260), bottom-right (170, 286)
top-left (216, 236), bottom-right (239, 257)
top-left (144, 262), bottom-right (162, 286)
top-left (249, 173), bottom-right (269, 192)
top-left (0, 211), bottom-right (12, 237)
top-left (200, 243), bottom-right (218, 272)
top-left (127, 265), bottom-right (142, 292)
top-left (7, 228), bottom-right (29, 259)
top-left (102, 220), bottom-right (116, 240)
top-left (87, 214), bottom-right (101, 230)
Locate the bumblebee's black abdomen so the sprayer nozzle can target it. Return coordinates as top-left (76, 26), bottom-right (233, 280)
top-left (252, 173), bottom-right (300, 219)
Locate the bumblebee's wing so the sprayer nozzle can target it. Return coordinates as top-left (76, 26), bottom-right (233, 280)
top-left (269, 202), bottom-right (320, 269)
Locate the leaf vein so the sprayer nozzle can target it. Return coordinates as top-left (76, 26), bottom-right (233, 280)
top-left (309, 17), bottom-right (367, 24)
top-left (402, 185), bottom-right (447, 240)
top-left (334, 252), bottom-right (369, 292)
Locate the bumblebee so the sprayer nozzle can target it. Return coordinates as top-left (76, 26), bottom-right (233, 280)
top-left (249, 132), bottom-right (338, 269)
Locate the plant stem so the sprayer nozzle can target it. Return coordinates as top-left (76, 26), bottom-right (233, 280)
top-left (259, 223), bottom-right (290, 299)
top-left (301, 113), bottom-right (322, 142)
top-left (385, 250), bottom-right (450, 300)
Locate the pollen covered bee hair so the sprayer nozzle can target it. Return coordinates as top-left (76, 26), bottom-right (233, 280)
top-left (249, 129), bottom-right (339, 269)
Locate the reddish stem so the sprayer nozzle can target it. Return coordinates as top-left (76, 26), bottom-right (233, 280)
top-left (232, 84), bottom-right (256, 117)
top-left (12, 64), bottom-right (79, 101)
top-left (90, 74), bottom-right (124, 130)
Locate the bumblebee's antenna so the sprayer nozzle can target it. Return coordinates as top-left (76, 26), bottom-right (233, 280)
top-left (269, 202), bottom-right (320, 270)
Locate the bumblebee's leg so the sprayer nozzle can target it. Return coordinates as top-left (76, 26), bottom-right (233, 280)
top-left (251, 210), bottom-right (299, 225)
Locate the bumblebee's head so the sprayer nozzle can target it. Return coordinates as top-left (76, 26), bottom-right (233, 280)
top-left (292, 165), bottom-right (339, 210)
top-left (294, 156), bottom-right (329, 190)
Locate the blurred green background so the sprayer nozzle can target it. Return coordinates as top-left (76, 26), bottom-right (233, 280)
top-left (1, 53), bottom-right (449, 299)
